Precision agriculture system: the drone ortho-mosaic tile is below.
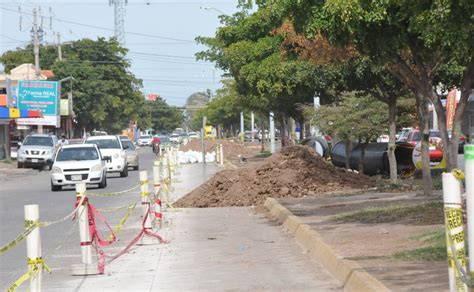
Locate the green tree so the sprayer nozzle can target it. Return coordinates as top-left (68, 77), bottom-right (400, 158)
top-left (274, 0), bottom-right (474, 195)
top-left (1, 37), bottom-right (149, 135)
top-left (310, 93), bottom-right (388, 173)
top-left (149, 99), bottom-right (183, 133)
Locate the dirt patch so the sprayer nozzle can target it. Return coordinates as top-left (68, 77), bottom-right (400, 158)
top-left (279, 192), bottom-right (448, 291)
top-left (176, 145), bottom-right (375, 207)
top-left (180, 139), bottom-right (261, 162)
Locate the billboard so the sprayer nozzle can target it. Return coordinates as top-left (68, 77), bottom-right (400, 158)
top-left (16, 80), bottom-right (60, 127)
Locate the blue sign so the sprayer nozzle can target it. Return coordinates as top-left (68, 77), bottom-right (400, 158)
top-left (17, 81), bottom-right (60, 116)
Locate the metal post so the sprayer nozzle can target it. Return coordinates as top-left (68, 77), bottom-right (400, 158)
top-left (201, 116), bottom-right (207, 165)
top-left (464, 145), bottom-right (474, 277)
top-left (251, 112), bottom-right (255, 142)
top-left (269, 111), bottom-right (275, 153)
top-left (219, 144), bottom-right (224, 166)
top-left (442, 173), bottom-right (467, 292)
top-left (72, 183), bottom-right (98, 275)
top-left (240, 112), bottom-right (244, 142)
top-left (24, 204), bottom-right (42, 292)
top-left (216, 144), bottom-right (220, 164)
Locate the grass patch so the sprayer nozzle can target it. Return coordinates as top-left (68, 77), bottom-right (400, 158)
top-left (331, 201), bottom-right (443, 225)
top-left (0, 158), bottom-right (13, 164)
top-left (393, 230), bottom-right (446, 261)
top-left (255, 151), bottom-right (272, 158)
top-left (432, 177), bottom-right (443, 191)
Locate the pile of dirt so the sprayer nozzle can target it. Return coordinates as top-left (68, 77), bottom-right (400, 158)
top-left (176, 145), bottom-right (375, 207)
top-left (180, 139), bottom-right (260, 161)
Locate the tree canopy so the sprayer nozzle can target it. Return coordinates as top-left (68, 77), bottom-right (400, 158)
top-left (1, 37), bottom-right (150, 134)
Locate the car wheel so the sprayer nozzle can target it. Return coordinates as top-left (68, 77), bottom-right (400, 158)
top-left (51, 181), bottom-right (61, 192)
top-left (17, 162), bottom-right (24, 168)
top-left (133, 164), bottom-right (139, 171)
top-left (98, 174), bottom-right (107, 189)
top-left (120, 165), bottom-right (128, 177)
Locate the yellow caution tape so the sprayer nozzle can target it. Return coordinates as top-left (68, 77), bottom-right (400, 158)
top-left (140, 191), bottom-right (151, 198)
top-left (106, 203), bottom-right (138, 241)
top-left (140, 180), bottom-right (149, 186)
top-left (87, 184), bottom-right (140, 197)
top-left (452, 169), bottom-right (465, 181)
top-left (7, 257), bottom-right (51, 292)
top-left (0, 222), bottom-right (39, 255)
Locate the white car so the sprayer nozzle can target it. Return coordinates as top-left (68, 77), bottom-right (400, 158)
top-left (84, 135), bottom-right (128, 177)
top-left (137, 135), bottom-right (153, 146)
top-left (50, 144), bottom-right (107, 191)
top-left (188, 132), bottom-right (200, 139)
top-left (169, 134), bottom-right (180, 144)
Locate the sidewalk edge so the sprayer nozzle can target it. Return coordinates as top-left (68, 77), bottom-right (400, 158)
top-left (264, 197), bottom-right (390, 292)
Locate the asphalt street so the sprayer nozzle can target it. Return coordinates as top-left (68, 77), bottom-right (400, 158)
top-left (0, 147), bottom-right (217, 290)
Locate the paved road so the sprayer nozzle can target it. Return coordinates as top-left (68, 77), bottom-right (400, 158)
top-left (0, 147), bottom-right (217, 290)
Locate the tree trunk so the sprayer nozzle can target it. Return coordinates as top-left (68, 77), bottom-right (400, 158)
top-left (447, 58), bottom-right (474, 169)
top-left (418, 98), bottom-right (433, 196)
top-left (281, 116), bottom-right (288, 148)
top-left (387, 97), bottom-right (398, 184)
top-left (345, 139), bottom-right (353, 170)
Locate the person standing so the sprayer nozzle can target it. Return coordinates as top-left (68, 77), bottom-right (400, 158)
top-left (56, 134), bottom-right (69, 148)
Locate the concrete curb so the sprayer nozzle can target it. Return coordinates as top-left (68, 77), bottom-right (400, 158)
top-left (264, 198), bottom-right (390, 292)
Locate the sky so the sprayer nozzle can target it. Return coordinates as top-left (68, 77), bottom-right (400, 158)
top-left (0, 0), bottom-right (241, 106)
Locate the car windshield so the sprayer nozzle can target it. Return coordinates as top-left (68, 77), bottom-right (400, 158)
top-left (56, 147), bottom-right (99, 161)
top-left (23, 136), bottom-right (54, 146)
top-left (411, 131), bottom-right (440, 142)
top-left (159, 137), bottom-right (171, 143)
top-left (85, 139), bottom-right (120, 149)
top-left (121, 140), bottom-right (135, 150)
top-left (140, 135), bottom-right (151, 139)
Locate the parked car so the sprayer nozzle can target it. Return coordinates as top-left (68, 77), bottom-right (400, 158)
top-left (137, 135), bottom-right (153, 146)
top-left (179, 133), bottom-right (190, 144)
top-left (169, 134), bottom-right (180, 144)
top-left (188, 132), bottom-right (200, 139)
top-left (50, 144), bottom-right (107, 191)
top-left (84, 135), bottom-right (128, 177)
top-left (399, 129), bottom-right (444, 162)
top-left (121, 139), bottom-right (139, 170)
top-left (17, 134), bottom-right (58, 169)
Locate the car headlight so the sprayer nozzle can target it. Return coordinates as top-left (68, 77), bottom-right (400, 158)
top-left (19, 149), bottom-right (26, 155)
top-left (91, 164), bottom-right (102, 172)
top-left (51, 166), bottom-right (62, 173)
top-left (113, 153), bottom-right (119, 159)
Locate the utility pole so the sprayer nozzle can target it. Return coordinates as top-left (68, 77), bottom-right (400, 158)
top-left (31, 8), bottom-right (44, 133)
top-left (31, 8), bottom-right (43, 79)
top-left (56, 32), bottom-right (62, 61)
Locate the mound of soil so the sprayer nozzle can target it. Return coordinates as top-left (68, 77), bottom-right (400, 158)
top-left (176, 145), bottom-right (375, 207)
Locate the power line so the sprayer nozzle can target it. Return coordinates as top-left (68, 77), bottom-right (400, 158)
top-left (0, 6), bottom-right (195, 43)
top-left (128, 51), bottom-right (196, 60)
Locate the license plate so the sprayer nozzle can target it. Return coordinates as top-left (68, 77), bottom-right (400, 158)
top-left (31, 159), bottom-right (38, 163)
top-left (71, 175), bottom-right (82, 181)
top-left (429, 146), bottom-right (435, 151)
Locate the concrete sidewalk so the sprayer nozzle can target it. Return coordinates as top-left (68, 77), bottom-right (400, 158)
top-left (38, 163), bottom-right (340, 291)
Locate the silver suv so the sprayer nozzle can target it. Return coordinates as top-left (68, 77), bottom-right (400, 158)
top-left (17, 134), bottom-right (58, 169)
